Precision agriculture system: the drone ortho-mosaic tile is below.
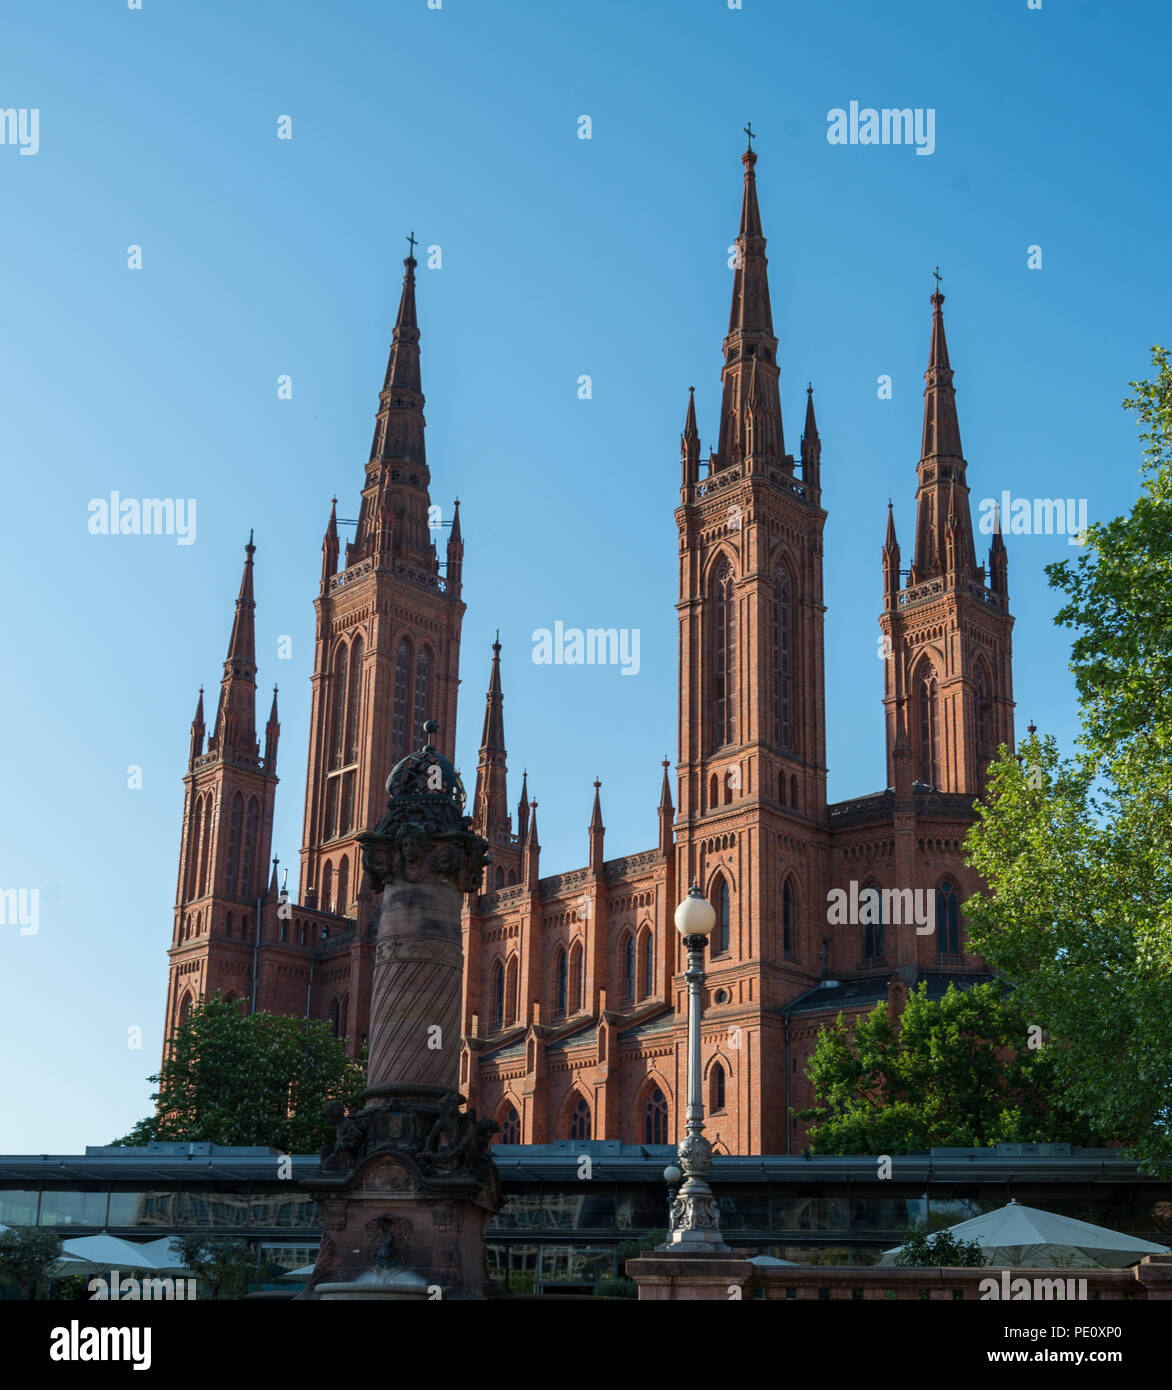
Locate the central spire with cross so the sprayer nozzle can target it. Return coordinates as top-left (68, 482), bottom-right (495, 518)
top-left (406, 230), bottom-right (418, 261)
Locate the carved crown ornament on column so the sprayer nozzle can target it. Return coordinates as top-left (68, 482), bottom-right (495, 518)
top-left (359, 719), bottom-right (492, 894)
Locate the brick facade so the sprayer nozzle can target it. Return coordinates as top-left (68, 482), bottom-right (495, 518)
top-left (165, 144), bottom-right (1014, 1155)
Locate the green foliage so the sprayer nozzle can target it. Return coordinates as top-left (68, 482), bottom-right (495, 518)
top-left (113, 997), bottom-right (366, 1151)
top-left (797, 981), bottom-right (1098, 1153)
top-left (892, 1225), bottom-right (988, 1268)
top-left (0, 1227), bottom-right (64, 1300)
top-left (964, 347), bottom-right (1172, 1173)
top-left (174, 1235), bottom-right (254, 1300)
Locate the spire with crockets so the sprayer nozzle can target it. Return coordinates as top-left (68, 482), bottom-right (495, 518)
top-left (208, 533), bottom-right (260, 760)
top-left (351, 236), bottom-right (438, 570)
top-left (911, 287), bottom-right (978, 581)
top-left (714, 135), bottom-right (785, 472)
top-left (472, 635), bottom-right (511, 842)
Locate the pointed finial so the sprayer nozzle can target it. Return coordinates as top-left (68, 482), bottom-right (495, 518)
top-left (247, 528), bottom-right (255, 550)
top-left (1027, 720), bottom-right (1037, 737)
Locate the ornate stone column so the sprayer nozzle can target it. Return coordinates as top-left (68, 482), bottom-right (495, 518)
top-left (302, 722), bottom-right (502, 1300)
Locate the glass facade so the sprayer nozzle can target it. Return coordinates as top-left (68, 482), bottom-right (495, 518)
top-left (3, 1163), bottom-right (1169, 1297)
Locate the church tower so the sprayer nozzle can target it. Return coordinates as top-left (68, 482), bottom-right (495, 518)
top-left (299, 248), bottom-right (466, 929)
top-left (674, 141), bottom-right (829, 1151)
top-left (166, 536), bottom-right (280, 1032)
top-left (879, 291), bottom-right (1015, 795)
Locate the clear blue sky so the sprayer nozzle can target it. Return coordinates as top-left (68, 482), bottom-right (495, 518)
top-left (2, 0), bottom-right (1169, 1152)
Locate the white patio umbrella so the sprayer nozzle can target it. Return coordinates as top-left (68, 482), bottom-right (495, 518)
top-left (882, 1199), bottom-right (1171, 1268)
top-left (129, 1237), bottom-right (191, 1275)
top-left (59, 1233), bottom-right (172, 1275)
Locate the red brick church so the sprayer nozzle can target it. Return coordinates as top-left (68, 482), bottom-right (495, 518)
top-left (164, 143), bottom-right (1015, 1155)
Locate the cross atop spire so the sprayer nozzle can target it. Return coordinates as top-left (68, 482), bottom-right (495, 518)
top-left (406, 230), bottom-right (418, 261)
top-left (933, 265), bottom-right (942, 293)
top-left (743, 120), bottom-right (755, 150)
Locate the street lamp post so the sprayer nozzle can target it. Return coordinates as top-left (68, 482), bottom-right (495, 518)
top-left (661, 883), bottom-right (730, 1251)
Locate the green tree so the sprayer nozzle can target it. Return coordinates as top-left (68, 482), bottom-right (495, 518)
top-left (114, 997), bottom-right (366, 1151)
top-left (892, 1225), bottom-right (988, 1268)
top-left (0, 1228), bottom-right (64, 1300)
top-left (797, 981), bottom-right (1098, 1154)
top-left (175, 1235), bottom-right (255, 1300)
top-left (964, 347), bottom-right (1172, 1173)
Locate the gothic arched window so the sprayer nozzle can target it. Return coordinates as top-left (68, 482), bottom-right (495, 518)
top-left (225, 792), bottom-right (243, 897)
top-left (772, 562), bottom-right (795, 751)
top-left (241, 797), bottom-right (259, 898)
top-left (644, 1086), bottom-right (668, 1144)
top-left (393, 639), bottom-right (412, 764)
top-left (640, 928), bottom-right (654, 999)
top-left (328, 997), bottom-right (341, 1038)
top-left (188, 795), bottom-right (204, 900)
top-left (555, 946), bottom-right (568, 1018)
top-left (505, 955), bottom-right (519, 1025)
top-left (710, 1062), bottom-right (726, 1113)
top-left (974, 661), bottom-right (994, 761)
top-left (499, 1105), bottom-right (521, 1144)
top-left (569, 1095), bottom-right (592, 1142)
top-left (569, 941), bottom-right (584, 1014)
top-left (322, 861), bottom-right (334, 915)
top-left (336, 856), bottom-right (350, 917)
top-left (712, 559), bottom-right (737, 749)
top-left (197, 794), bottom-right (212, 898)
top-left (491, 959), bottom-right (505, 1031)
top-left (712, 877), bottom-right (731, 954)
top-left (345, 637), bottom-right (363, 764)
top-left (324, 777), bottom-right (339, 841)
top-left (412, 646), bottom-right (432, 749)
top-left (917, 662), bottom-right (941, 787)
top-left (783, 877), bottom-right (796, 955)
top-left (331, 642), bottom-right (349, 770)
top-left (937, 879), bottom-right (960, 955)
top-left (178, 992), bottom-right (193, 1025)
top-left (862, 880), bottom-right (885, 961)
top-left (622, 934), bottom-right (635, 1002)
top-left (340, 770), bottom-right (355, 836)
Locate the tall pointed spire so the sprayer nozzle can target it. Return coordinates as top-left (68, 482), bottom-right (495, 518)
top-left (588, 779), bottom-right (605, 872)
top-left (446, 497), bottom-right (464, 596)
top-left (681, 386), bottom-right (701, 489)
top-left (523, 795), bottom-right (540, 890)
top-left (882, 500), bottom-right (901, 606)
top-left (912, 290), bottom-right (977, 579)
top-left (716, 140), bottom-right (785, 471)
top-left (800, 382), bottom-right (821, 493)
top-left (210, 535), bottom-right (260, 759)
top-left (472, 636), bottom-right (510, 841)
top-left (516, 770), bottom-right (530, 843)
top-left (354, 240), bottom-right (432, 561)
top-left (321, 497), bottom-right (339, 583)
top-left (189, 687), bottom-right (206, 765)
top-left (658, 757), bottom-right (674, 857)
top-left (989, 502), bottom-right (1009, 597)
top-left (264, 685), bottom-right (280, 771)
top-left (226, 530), bottom-right (256, 667)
